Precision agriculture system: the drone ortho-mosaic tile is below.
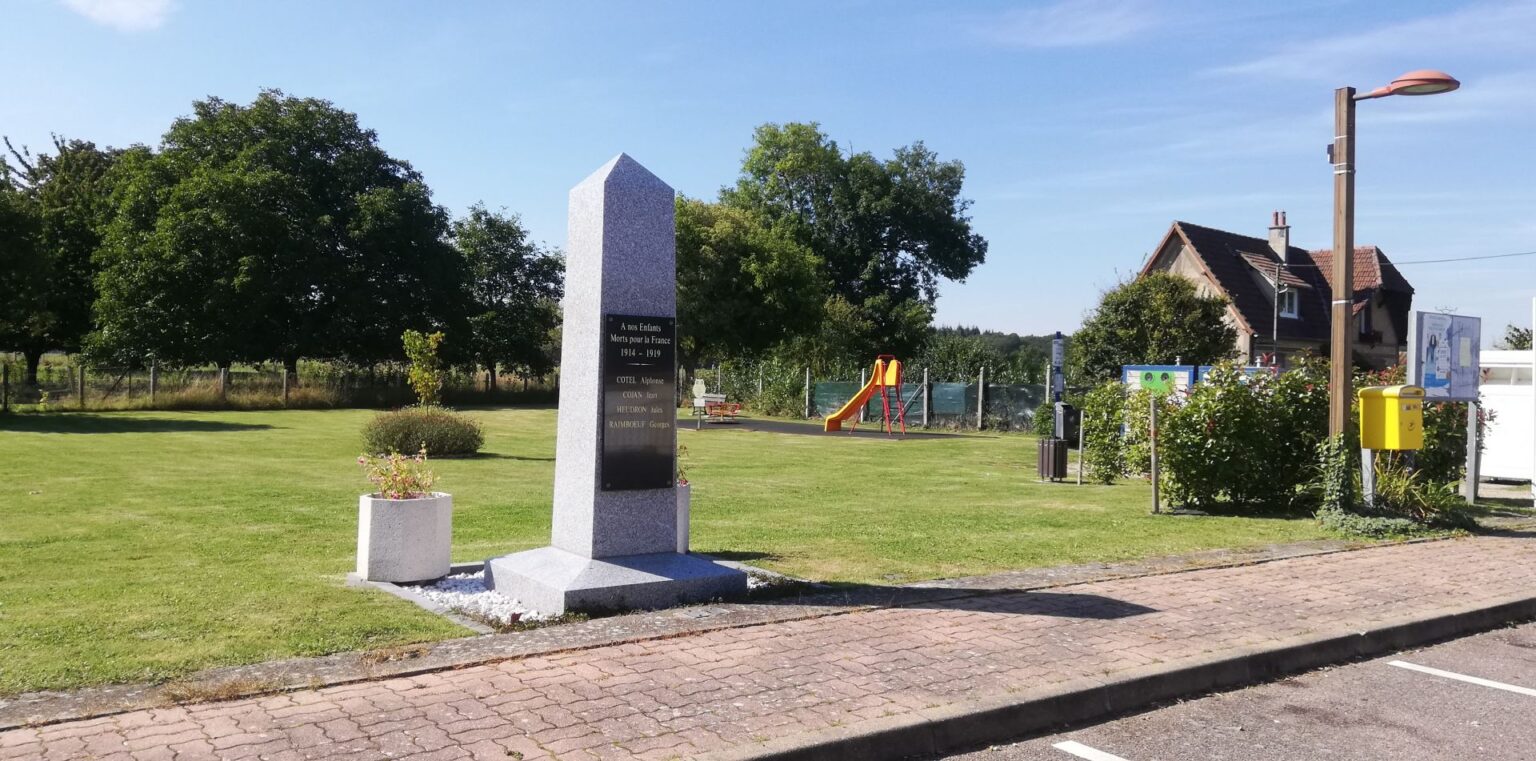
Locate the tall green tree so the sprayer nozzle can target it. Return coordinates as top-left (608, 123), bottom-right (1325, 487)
top-left (90, 90), bottom-right (465, 373)
top-left (1069, 273), bottom-right (1237, 383)
top-left (675, 197), bottom-right (822, 373)
top-left (1, 137), bottom-right (119, 384)
top-left (721, 123), bottom-right (986, 361)
top-left (0, 171), bottom-right (43, 380)
top-left (453, 204), bottom-right (564, 386)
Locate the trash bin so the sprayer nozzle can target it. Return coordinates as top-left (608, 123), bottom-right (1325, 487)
top-left (1038, 437), bottom-right (1069, 481)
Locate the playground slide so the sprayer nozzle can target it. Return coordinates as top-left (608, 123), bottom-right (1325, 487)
top-left (824, 358), bottom-right (903, 432)
top-left (823, 373), bottom-right (881, 432)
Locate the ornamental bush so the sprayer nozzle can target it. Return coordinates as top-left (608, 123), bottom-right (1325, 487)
top-left (402, 330), bottom-right (446, 406)
top-left (1155, 361), bottom-right (1328, 510)
top-left (1079, 381), bottom-right (1125, 484)
top-left (362, 406), bottom-right (484, 457)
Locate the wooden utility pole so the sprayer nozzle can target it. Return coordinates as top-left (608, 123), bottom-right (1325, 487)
top-left (1328, 86), bottom-right (1357, 438)
top-left (1150, 396), bottom-right (1161, 514)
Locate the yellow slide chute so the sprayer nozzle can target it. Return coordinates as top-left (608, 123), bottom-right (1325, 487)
top-left (823, 356), bottom-right (906, 434)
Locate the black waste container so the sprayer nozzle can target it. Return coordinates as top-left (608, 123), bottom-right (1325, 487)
top-left (1038, 437), bottom-right (1069, 481)
top-left (1054, 402), bottom-right (1081, 444)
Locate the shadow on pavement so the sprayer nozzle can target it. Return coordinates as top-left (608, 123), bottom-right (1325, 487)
top-left (748, 578), bottom-right (1157, 620)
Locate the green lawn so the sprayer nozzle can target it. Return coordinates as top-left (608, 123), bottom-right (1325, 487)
top-left (0, 407), bottom-right (1333, 695)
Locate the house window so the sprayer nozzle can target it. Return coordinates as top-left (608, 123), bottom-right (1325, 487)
top-left (1278, 288), bottom-right (1298, 318)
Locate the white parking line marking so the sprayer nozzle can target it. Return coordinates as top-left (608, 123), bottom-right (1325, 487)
top-left (1053, 740), bottom-right (1131, 761)
top-left (1388, 660), bottom-right (1536, 697)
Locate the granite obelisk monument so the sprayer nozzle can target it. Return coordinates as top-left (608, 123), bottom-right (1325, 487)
top-left (485, 154), bottom-right (746, 613)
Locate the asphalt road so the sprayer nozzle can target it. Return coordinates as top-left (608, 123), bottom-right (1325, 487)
top-left (943, 621), bottom-right (1536, 761)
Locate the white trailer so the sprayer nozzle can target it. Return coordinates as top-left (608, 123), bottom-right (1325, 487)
top-left (1481, 349), bottom-right (1533, 485)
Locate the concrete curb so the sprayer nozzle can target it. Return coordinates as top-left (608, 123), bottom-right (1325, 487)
top-left (701, 594), bottom-right (1536, 760)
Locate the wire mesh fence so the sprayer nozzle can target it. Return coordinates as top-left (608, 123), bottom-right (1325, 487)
top-left (0, 354), bottom-right (556, 412)
top-left (691, 358), bottom-right (1047, 431)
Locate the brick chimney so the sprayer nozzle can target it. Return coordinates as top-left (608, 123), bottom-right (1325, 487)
top-left (1268, 210), bottom-right (1290, 263)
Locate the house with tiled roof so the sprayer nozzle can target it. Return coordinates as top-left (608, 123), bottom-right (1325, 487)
top-left (1138, 213), bottom-right (1414, 369)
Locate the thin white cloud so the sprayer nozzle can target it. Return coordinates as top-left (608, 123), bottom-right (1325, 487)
top-left (972, 0), bottom-right (1156, 48)
top-left (1211, 1), bottom-right (1536, 83)
top-left (60, 0), bottom-right (173, 32)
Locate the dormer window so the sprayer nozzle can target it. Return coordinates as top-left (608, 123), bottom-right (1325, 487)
top-left (1278, 287), bottom-right (1299, 318)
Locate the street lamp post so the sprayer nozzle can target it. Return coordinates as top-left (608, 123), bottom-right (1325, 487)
top-left (1327, 70), bottom-right (1459, 438)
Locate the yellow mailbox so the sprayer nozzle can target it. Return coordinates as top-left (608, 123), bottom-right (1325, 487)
top-left (1358, 385), bottom-right (1424, 450)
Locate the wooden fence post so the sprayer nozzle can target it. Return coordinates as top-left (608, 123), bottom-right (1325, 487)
top-left (79, 366), bottom-right (86, 409)
top-left (149, 362), bottom-right (158, 406)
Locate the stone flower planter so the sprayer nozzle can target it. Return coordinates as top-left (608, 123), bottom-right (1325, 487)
top-left (356, 492), bottom-right (452, 583)
top-left (676, 483), bottom-right (691, 554)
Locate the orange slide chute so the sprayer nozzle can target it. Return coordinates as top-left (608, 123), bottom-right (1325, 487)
top-left (823, 356), bottom-right (906, 434)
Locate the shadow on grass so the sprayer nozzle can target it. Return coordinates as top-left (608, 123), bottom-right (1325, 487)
top-left (1177, 502), bottom-right (1317, 521)
top-left (0, 414), bottom-right (275, 434)
top-left (705, 550), bottom-right (784, 563)
top-left (1473, 496), bottom-right (1535, 511)
top-left (462, 452), bottom-right (556, 462)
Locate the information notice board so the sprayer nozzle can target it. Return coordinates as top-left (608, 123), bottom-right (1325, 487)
top-left (1408, 311), bottom-right (1481, 402)
top-left (601, 314), bottom-right (676, 491)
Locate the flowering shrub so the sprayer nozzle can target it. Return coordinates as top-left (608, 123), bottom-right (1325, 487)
top-left (359, 447), bottom-right (439, 499)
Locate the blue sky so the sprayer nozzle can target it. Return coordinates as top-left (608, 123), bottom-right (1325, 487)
top-left (8, 0), bottom-right (1534, 343)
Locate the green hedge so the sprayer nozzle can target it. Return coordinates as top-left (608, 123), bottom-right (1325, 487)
top-left (362, 405), bottom-right (484, 457)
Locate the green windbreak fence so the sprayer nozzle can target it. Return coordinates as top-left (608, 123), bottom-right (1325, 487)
top-left (812, 380), bottom-right (1045, 430)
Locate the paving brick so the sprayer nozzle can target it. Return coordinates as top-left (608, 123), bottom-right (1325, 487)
top-left (5, 535), bottom-right (1535, 761)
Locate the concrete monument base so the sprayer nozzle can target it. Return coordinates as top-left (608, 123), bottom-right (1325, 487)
top-left (484, 546), bottom-right (747, 615)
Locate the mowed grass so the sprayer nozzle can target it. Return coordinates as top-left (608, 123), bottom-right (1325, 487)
top-left (0, 408), bottom-right (1331, 694)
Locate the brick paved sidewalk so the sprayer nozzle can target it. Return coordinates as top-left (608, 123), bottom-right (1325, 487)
top-left (4, 533), bottom-right (1533, 761)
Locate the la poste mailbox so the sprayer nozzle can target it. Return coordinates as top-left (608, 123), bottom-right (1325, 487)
top-left (1358, 385), bottom-right (1424, 451)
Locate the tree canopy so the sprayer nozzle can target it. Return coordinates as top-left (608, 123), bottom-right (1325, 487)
top-left (675, 197), bottom-right (822, 371)
top-left (1, 136), bottom-right (119, 382)
top-left (720, 122), bottom-right (986, 362)
top-left (89, 90), bottom-right (465, 369)
top-left (1497, 323), bottom-right (1532, 350)
top-left (1069, 273), bottom-right (1236, 383)
top-left (454, 203), bottom-right (564, 383)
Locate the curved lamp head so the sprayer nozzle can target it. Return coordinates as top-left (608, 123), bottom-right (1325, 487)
top-left (1359, 69), bottom-right (1460, 99)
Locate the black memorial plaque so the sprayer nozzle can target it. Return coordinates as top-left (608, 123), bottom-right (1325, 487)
top-left (601, 314), bottom-right (677, 491)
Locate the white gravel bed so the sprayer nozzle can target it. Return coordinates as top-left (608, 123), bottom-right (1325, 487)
top-left (413, 571), bottom-right (553, 626)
